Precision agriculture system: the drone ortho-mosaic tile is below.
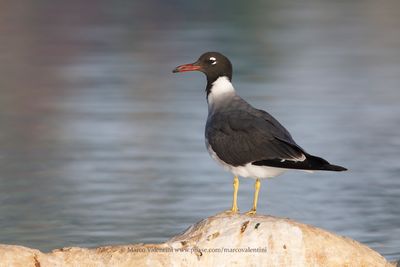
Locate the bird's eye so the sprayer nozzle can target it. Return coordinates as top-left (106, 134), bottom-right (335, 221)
top-left (208, 57), bottom-right (217, 65)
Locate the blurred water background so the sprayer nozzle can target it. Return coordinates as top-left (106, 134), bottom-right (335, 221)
top-left (0, 0), bottom-right (399, 261)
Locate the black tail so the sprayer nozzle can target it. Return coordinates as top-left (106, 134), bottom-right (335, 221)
top-left (253, 154), bottom-right (347, 171)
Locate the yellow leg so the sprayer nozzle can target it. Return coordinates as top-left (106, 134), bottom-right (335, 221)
top-left (231, 176), bottom-right (239, 212)
top-left (246, 178), bottom-right (261, 215)
top-left (226, 176), bottom-right (239, 213)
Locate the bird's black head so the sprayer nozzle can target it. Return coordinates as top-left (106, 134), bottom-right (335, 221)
top-left (173, 52), bottom-right (233, 85)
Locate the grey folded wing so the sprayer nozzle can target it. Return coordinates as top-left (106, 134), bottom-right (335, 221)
top-left (205, 108), bottom-right (306, 167)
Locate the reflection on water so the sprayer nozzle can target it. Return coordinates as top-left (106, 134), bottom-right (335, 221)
top-left (0, 0), bottom-right (399, 260)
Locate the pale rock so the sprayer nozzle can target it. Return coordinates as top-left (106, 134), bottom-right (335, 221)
top-left (0, 213), bottom-right (395, 266)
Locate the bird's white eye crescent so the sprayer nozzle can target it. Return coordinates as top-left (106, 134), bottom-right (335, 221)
top-left (209, 57), bottom-right (217, 65)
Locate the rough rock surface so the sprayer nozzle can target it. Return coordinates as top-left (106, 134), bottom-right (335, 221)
top-left (0, 213), bottom-right (395, 267)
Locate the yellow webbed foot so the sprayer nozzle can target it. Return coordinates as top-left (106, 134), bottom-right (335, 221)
top-left (245, 209), bottom-right (257, 215)
top-left (224, 206), bottom-right (239, 214)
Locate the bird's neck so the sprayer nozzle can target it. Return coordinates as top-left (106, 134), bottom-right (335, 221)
top-left (207, 76), bottom-right (236, 110)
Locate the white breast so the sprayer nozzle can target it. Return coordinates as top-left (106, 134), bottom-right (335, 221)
top-left (207, 76), bottom-right (235, 109)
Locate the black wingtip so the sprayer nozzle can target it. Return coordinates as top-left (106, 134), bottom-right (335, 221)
top-left (324, 164), bottom-right (347, 172)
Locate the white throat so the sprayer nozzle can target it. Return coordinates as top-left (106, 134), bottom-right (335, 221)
top-left (207, 76), bottom-right (235, 109)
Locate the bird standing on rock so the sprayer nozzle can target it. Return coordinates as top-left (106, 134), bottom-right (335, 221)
top-left (173, 52), bottom-right (347, 214)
